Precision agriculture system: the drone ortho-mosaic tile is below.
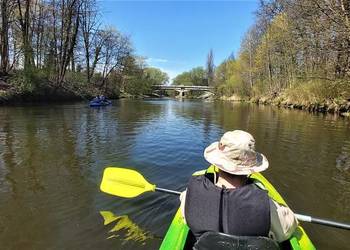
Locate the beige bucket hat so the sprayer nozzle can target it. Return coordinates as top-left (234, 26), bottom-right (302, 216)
top-left (204, 130), bottom-right (269, 175)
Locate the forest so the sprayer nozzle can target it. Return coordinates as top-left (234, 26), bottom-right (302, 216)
top-left (218, 0), bottom-right (349, 102)
top-left (0, 0), bottom-right (168, 102)
top-left (1, 0), bottom-right (349, 110)
top-left (174, 0), bottom-right (350, 112)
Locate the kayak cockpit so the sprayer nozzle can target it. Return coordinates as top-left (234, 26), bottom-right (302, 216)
top-left (159, 166), bottom-right (315, 250)
top-left (190, 231), bottom-right (280, 250)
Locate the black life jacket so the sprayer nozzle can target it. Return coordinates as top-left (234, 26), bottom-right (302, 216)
top-left (185, 174), bottom-right (271, 239)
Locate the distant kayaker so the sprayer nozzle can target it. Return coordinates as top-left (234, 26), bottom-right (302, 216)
top-left (180, 130), bottom-right (297, 243)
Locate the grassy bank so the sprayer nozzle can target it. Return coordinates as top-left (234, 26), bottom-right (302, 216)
top-left (0, 86), bottom-right (88, 105)
top-left (0, 73), bottom-right (97, 105)
top-left (0, 68), bottom-right (122, 105)
top-left (251, 94), bottom-right (350, 117)
top-left (0, 64), bottom-right (169, 105)
top-left (220, 80), bottom-right (350, 117)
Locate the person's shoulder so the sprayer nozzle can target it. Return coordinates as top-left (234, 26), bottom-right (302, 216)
top-left (187, 173), bottom-right (215, 187)
top-left (188, 174), bottom-right (205, 182)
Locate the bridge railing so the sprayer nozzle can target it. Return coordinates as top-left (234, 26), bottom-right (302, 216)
top-left (152, 85), bottom-right (214, 91)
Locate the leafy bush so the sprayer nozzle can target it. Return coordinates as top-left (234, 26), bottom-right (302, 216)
top-left (284, 79), bottom-right (350, 103)
top-left (9, 69), bottom-right (46, 93)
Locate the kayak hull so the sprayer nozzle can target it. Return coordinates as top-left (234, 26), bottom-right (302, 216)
top-left (159, 166), bottom-right (316, 250)
top-left (89, 100), bottom-right (112, 107)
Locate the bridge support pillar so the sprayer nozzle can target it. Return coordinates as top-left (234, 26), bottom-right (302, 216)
top-left (176, 89), bottom-right (188, 98)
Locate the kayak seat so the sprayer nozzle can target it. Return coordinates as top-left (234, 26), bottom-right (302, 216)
top-left (193, 231), bottom-right (280, 250)
top-left (183, 230), bottom-right (197, 250)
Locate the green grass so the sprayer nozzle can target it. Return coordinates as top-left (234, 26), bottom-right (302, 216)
top-left (283, 79), bottom-right (350, 105)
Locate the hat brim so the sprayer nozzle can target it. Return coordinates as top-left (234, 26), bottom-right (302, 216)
top-left (203, 142), bottom-right (269, 175)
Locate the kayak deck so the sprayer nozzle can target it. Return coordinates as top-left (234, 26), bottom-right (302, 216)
top-left (159, 166), bottom-right (315, 250)
top-left (89, 100), bottom-right (112, 107)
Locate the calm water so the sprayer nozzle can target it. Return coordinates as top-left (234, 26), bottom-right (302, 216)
top-left (0, 99), bottom-right (349, 250)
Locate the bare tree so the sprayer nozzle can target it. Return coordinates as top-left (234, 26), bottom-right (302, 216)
top-left (81, 0), bottom-right (99, 83)
top-left (15, 0), bottom-right (34, 71)
top-left (99, 27), bottom-right (132, 92)
top-left (54, 0), bottom-right (81, 85)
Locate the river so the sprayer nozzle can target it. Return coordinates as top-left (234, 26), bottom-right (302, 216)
top-left (0, 99), bottom-right (349, 249)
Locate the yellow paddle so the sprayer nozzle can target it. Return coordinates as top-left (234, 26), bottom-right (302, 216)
top-left (100, 167), bottom-right (350, 230)
top-left (100, 167), bottom-right (181, 198)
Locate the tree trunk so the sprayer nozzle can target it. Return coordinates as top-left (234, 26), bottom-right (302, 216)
top-left (1, 0), bottom-right (10, 73)
top-left (17, 0), bottom-right (34, 71)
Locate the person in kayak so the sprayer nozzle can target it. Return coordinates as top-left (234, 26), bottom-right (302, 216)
top-left (180, 130), bottom-right (297, 243)
top-left (92, 96), bottom-right (100, 102)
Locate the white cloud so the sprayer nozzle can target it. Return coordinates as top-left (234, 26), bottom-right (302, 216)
top-left (147, 58), bottom-right (168, 63)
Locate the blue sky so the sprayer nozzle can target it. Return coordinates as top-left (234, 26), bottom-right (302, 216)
top-left (99, 1), bottom-right (258, 81)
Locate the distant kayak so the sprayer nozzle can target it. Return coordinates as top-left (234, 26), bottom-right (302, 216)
top-left (89, 99), bottom-right (112, 107)
top-left (159, 166), bottom-right (315, 250)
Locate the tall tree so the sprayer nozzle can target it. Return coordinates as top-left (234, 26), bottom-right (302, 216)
top-left (206, 49), bottom-right (215, 86)
top-left (0, 0), bottom-right (12, 74)
top-left (15, 0), bottom-right (34, 71)
top-left (55, 0), bottom-right (81, 85)
top-left (99, 27), bottom-right (132, 92)
top-left (81, 0), bottom-right (99, 83)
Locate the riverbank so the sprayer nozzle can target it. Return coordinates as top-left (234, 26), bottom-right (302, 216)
top-left (0, 85), bottom-right (92, 105)
top-left (0, 88), bottom-right (150, 105)
top-left (0, 71), bottom-right (165, 105)
top-left (252, 95), bottom-right (350, 117)
top-left (220, 93), bottom-right (350, 117)
top-left (0, 73), bottom-right (98, 105)
top-left (0, 82), bottom-right (89, 104)
top-left (0, 88), bottom-right (162, 105)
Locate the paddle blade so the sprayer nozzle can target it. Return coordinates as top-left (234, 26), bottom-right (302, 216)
top-left (100, 167), bottom-right (156, 198)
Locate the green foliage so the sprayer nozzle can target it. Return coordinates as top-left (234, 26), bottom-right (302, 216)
top-left (123, 75), bottom-right (148, 96)
top-left (284, 80), bottom-right (350, 104)
top-left (215, 58), bottom-right (251, 97)
top-left (9, 69), bottom-right (46, 93)
top-left (7, 57), bottom-right (169, 99)
top-left (65, 71), bottom-right (86, 85)
top-left (143, 67), bottom-right (169, 86)
top-left (172, 72), bottom-right (192, 85)
top-left (215, 6), bottom-right (350, 104)
top-left (122, 65), bottom-right (169, 96)
top-left (173, 67), bottom-right (207, 86)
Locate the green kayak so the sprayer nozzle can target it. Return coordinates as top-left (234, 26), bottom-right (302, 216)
top-left (159, 166), bottom-right (316, 250)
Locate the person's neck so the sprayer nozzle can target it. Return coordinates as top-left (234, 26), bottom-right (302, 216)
top-left (215, 171), bottom-right (247, 189)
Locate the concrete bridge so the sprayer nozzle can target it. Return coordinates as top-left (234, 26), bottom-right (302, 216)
top-left (152, 85), bottom-right (215, 97)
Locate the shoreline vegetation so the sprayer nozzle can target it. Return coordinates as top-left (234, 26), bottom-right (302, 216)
top-left (171, 1), bottom-right (350, 117)
top-left (220, 94), bottom-right (350, 117)
top-left (1, 0), bottom-right (349, 118)
top-left (0, 0), bottom-right (169, 105)
top-left (0, 73), bottom-right (163, 105)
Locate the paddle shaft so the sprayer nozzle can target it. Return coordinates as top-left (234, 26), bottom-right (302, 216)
top-left (295, 214), bottom-right (350, 230)
top-left (156, 187), bottom-right (182, 195)
top-left (155, 186), bottom-right (350, 231)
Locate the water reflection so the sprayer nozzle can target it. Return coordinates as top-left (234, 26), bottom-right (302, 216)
top-left (336, 141), bottom-right (350, 173)
top-left (2, 125), bottom-right (18, 199)
top-left (0, 100), bottom-right (349, 250)
top-left (100, 211), bottom-right (154, 244)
